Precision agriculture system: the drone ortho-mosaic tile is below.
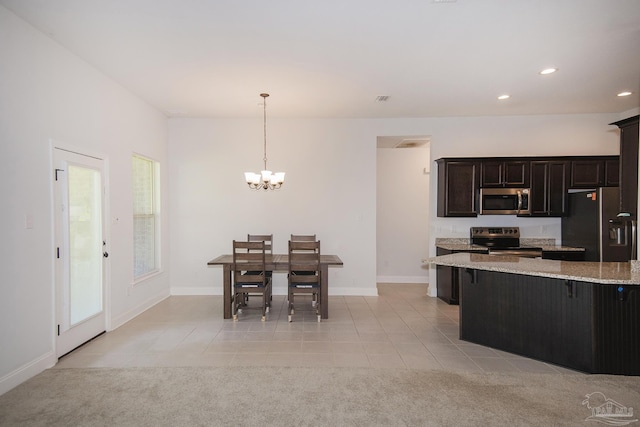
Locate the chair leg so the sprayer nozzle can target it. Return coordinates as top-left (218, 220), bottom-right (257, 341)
top-left (315, 291), bottom-right (321, 322)
top-left (232, 289), bottom-right (239, 321)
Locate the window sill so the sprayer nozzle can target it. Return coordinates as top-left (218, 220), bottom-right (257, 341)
top-left (131, 269), bottom-right (163, 286)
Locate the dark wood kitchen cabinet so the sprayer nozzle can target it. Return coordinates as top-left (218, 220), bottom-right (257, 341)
top-left (437, 159), bottom-right (479, 217)
top-left (569, 156), bottom-right (619, 188)
top-left (480, 159), bottom-right (529, 188)
top-left (605, 157), bottom-right (620, 186)
top-left (436, 247), bottom-right (488, 304)
top-left (611, 115), bottom-right (639, 217)
top-left (436, 248), bottom-right (460, 304)
top-left (529, 160), bottom-right (569, 216)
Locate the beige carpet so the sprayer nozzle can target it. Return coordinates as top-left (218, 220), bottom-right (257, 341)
top-left (0, 367), bottom-right (638, 426)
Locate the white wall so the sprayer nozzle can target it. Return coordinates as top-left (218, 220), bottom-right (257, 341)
top-left (0, 6), bottom-right (170, 394)
top-left (168, 118), bottom-right (379, 297)
top-left (169, 114), bottom-right (622, 298)
top-left (376, 146), bottom-right (430, 283)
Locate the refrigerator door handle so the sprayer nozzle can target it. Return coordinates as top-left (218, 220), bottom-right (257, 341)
top-left (631, 220), bottom-right (637, 260)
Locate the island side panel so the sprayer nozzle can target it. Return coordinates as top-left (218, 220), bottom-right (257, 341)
top-left (593, 284), bottom-right (640, 375)
top-left (459, 268), bottom-right (596, 373)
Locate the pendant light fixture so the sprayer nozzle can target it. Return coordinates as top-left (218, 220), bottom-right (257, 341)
top-left (244, 93), bottom-right (285, 190)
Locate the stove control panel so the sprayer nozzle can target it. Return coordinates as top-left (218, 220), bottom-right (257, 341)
top-left (470, 227), bottom-right (521, 238)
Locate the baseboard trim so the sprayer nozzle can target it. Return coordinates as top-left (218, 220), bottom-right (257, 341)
top-left (171, 287), bottom-right (221, 296)
top-left (0, 350), bottom-right (56, 396)
top-left (376, 275), bottom-right (429, 284)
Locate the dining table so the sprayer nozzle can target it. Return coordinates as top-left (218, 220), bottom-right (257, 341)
top-left (207, 253), bottom-right (343, 319)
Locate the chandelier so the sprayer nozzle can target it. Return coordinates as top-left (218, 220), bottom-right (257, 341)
top-left (244, 93), bottom-right (285, 190)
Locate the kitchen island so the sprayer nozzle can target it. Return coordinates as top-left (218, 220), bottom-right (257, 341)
top-left (428, 253), bottom-right (640, 375)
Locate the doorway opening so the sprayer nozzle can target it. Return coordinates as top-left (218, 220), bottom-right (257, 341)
top-left (376, 136), bottom-right (430, 284)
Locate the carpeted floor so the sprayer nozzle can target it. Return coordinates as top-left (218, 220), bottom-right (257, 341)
top-left (1, 366), bottom-right (638, 426)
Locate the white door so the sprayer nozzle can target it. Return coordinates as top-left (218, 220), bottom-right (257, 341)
top-left (53, 148), bottom-right (107, 357)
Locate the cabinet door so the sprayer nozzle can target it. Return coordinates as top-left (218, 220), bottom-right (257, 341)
top-left (503, 161), bottom-right (529, 187)
top-left (571, 159), bottom-right (603, 188)
top-left (435, 248), bottom-right (458, 304)
top-left (481, 160), bottom-right (529, 187)
top-left (619, 119), bottom-right (639, 215)
top-left (480, 160), bottom-right (504, 187)
top-left (437, 160), bottom-right (479, 217)
top-left (529, 160), bottom-right (568, 216)
top-left (604, 158), bottom-right (619, 187)
top-left (529, 161), bottom-right (549, 215)
top-left (547, 161), bottom-right (569, 216)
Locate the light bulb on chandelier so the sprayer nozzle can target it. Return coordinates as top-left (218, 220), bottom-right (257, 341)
top-left (244, 93), bottom-right (285, 190)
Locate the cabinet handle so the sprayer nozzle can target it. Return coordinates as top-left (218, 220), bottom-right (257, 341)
top-left (565, 280), bottom-right (575, 298)
top-left (465, 268), bottom-right (477, 284)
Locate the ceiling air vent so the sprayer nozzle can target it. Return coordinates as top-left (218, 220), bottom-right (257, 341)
top-left (375, 95), bottom-right (390, 102)
top-left (394, 138), bottom-right (429, 149)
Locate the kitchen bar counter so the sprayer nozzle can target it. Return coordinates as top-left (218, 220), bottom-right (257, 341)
top-left (428, 252), bottom-right (639, 285)
top-left (427, 253), bottom-right (640, 374)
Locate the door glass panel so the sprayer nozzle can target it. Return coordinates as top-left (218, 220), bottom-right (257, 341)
top-left (68, 164), bottom-right (103, 325)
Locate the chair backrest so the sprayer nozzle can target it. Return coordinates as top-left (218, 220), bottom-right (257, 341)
top-left (288, 240), bottom-right (320, 283)
top-left (248, 234), bottom-right (273, 254)
top-left (290, 234), bottom-right (316, 242)
top-left (233, 240), bottom-right (267, 285)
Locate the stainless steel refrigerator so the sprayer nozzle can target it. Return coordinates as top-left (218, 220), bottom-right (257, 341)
top-left (562, 187), bottom-right (637, 262)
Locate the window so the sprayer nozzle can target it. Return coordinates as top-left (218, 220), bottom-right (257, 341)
top-left (132, 154), bottom-right (160, 280)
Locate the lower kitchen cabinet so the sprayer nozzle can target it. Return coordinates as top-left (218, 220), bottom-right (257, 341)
top-left (435, 247), bottom-right (488, 304)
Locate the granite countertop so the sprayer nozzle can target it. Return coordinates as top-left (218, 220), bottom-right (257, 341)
top-left (435, 238), bottom-right (584, 252)
top-left (426, 253), bottom-right (640, 285)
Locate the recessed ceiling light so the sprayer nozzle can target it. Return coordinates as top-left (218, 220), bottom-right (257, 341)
top-left (617, 91), bottom-right (633, 97)
top-left (497, 94), bottom-right (510, 100)
top-left (539, 68), bottom-right (558, 75)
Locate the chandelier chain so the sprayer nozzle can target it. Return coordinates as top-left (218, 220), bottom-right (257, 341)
top-left (263, 93), bottom-right (268, 170)
top-left (244, 92), bottom-right (284, 190)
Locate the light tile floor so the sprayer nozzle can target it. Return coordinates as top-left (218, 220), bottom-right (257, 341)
top-left (54, 284), bottom-right (582, 374)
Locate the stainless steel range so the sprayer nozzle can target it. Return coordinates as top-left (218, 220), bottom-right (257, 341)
top-left (470, 227), bottom-right (542, 258)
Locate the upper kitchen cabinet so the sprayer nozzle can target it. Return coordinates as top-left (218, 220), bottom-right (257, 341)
top-left (569, 156), bottom-right (619, 188)
top-left (480, 159), bottom-right (530, 188)
top-left (529, 160), bottom-right (569, 216)
top-left (610, 116), bottom-right (639, 217)
top-left (437, 158), bottom-right (479, 217)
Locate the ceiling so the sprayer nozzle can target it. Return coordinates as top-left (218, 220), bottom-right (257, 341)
top-left (2, 0), bottom-right (639, 118)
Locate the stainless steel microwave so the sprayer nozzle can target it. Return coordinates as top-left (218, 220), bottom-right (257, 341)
top-left (480, 188), bottom-right (531, 215)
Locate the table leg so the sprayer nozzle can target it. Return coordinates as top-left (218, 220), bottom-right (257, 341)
top-left (223, 265), bottom-right (232, 319)
top-left (321, 264), bottom-right (329, 319)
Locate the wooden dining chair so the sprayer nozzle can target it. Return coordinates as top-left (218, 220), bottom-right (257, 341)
top-left (232, 240), bottom-right (272, 321)
top-left (287, 240), bottom-right (321, 322)
top-left (247, 234), bottom-right (273, 276)
top-left (290, 234), bottom-right (316, 242)
top-left (289, 234), bottom-right (318, 304)
top-left (248, 234), bottom-right (273, 253)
